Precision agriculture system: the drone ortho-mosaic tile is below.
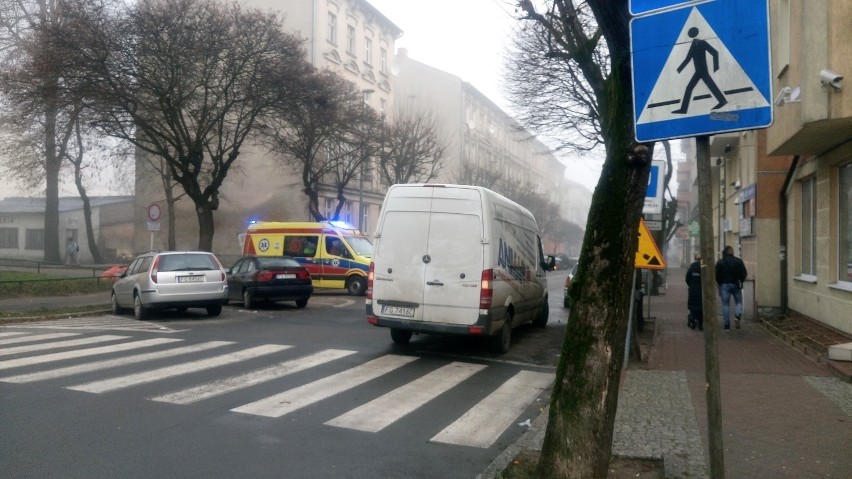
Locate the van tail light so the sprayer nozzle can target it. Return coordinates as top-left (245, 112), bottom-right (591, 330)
top-left (256, 271), bottom-right (275, 283)
top-left (479, 269), bottom-right (493, 309)
top-left (151, 256), bottom-right (161, 283)
top-left (367, 262), bottom-right (374, 299)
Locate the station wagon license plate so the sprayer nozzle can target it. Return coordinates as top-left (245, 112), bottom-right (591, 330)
top-left (382, 305), bottom-right (415, 317)
top-left (177, 275), bottom-right (204, 283)
top-left (276, 273), bottom-right (296, 279)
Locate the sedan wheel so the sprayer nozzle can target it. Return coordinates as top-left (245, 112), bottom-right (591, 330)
top-left (207, 304), bottom-right (222, 317)
top-left (243, 290), bottom-right (255, 309)
top-left (295, 298), bottom-right (308, 309)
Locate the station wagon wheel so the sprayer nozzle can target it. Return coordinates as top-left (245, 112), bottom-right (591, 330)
top-left (295, 298), bottom-right (308, 309)
top-left (111, 292), bottom-right (123, 315)
top-left (133, 293), bottom-right (147, 321)
top-left (346, 276), bottom-right (366, 296)
top-left (242, 290), bottom-right (255, 309)
top-left (390, 328), bottom-right (413, 344)
top-left (206, 305), bottom-right (222, 317)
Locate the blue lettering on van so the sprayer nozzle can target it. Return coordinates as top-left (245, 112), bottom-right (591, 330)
top-left (498, 237), bottom-right (527, 281)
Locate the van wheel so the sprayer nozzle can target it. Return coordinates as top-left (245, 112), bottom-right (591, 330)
top-left (133, 293), bottom-right (147, 321)
top-left (390, 328), bottom-right (413, 344)
top-left (491, 320), bottom-right (511, 354)
top-left (346, 276), bottom-right (366, 296)
top-left (533, 301), bottom-right (549, 327)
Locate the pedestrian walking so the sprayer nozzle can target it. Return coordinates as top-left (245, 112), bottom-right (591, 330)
top-left (66, 237), bottom-right (79, 265)
top-left (715, 245), bottom-right (747, 330)
top-left (685, 252), bottom-right (703, 331)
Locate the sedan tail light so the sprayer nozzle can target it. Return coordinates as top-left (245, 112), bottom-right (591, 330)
top-left (256, 270), bottom-right (275, 283)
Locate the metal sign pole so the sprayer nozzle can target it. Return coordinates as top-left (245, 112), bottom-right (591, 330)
top-left (697, 135), bottom-right (725, 477)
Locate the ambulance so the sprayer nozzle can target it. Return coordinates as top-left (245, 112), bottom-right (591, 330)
top-left (367, 184), bottom-right (555, 353)
top-left (241, 221), bottom-right (372, 295)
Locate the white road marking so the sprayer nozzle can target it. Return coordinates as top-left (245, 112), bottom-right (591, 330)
top-left (0, 332), bottom-right (27, 338)
top-left (430, 370), bottom-right (553, 448)
top-left (0, 338), bottom-right (182, 371)
top-left (67, 344), bottom-right (290, 393)
top-left (11, 316), bottom-right (177, 332)
top-left (325, 361), bottom-right (486, 432)
top-left (152, 349), bottom-right (356, 405)
top-left (0, 335), bottom-right (127, 356)
top-left (2, 341), bottom-right (233, 383)
top-left (0, 332), bottom-right (79, 346)
top-left (232, 354), bottom-right (418, 418)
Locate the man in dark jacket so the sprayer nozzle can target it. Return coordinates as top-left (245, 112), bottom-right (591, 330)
top-left (715, 245), bottom-right (748, 330)
top-left (685, 252), bottom-right (703, 331)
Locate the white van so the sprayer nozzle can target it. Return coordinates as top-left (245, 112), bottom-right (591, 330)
top-left (366, 184), bottom-right (555, 353)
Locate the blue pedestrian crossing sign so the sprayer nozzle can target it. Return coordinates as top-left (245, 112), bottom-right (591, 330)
top-left (630, 0), bottom-right (773, 142)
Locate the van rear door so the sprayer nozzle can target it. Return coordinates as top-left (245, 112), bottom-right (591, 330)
top-left (421, 211), bottom-right (483, 325)
top-left (373, 186), bottom-right (484, 326)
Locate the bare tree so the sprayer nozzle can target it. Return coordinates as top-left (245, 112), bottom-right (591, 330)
top-left (450, 161), bottom-right (502, 189)
top-left (0, 0), bottom-right (71, 262)
top-left (56, 0), bottom-right (309, 251)
top-left (511, 2), bottom-right (654, 477)
top-left (328, 100), bottom-right (383, 221)
top-left (260, 69), bottom-right (363, 221)
top-left (376, 105), bottom-right (446, 185)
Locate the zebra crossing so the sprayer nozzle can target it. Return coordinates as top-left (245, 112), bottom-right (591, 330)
top-left (0, 331), bottom-right (554, 449)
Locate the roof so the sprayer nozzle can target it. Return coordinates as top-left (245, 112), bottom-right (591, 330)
top-left (0, 196), bottom-right (135, 214)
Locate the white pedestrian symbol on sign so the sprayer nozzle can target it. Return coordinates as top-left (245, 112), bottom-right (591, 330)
top-left (672, 26), bottom-right (727, 114)
top-left (636, 7), bottom-right (769, 125)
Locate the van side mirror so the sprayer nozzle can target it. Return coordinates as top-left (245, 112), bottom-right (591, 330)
top-left (544, 256), bottom-right (556, 271)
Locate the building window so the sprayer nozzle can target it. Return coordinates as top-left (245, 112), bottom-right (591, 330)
top-left (839, 163), bottom-right (852, 282)
top-left (327, 13), bottom-right (337, 44)
top-left (364, 37), bottom-right (372, 65)
top-left (347, 25), bottom-right (356, 55)
top-left (380, 48), bottom-right (387, 74)
top-left (800, 176), bottom-right (816, 276)
top-left (324, 198), bottom-right (334, 220)
top-left (0, 227), bottom-right (18, 248)
top-left (344, 201), bottom-right (353, 224)
top-left (25, 228), bottom-right (44, 250)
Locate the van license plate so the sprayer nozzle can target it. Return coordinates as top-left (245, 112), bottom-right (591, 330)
top-left (276, 274), bottom-right (296, 279)
top-left (178, 275), bottom-right (204, 283)
top-left (382, 305), bottom-right (415, 317)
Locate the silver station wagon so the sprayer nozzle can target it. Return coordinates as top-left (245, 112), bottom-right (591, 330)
top-left (111, 251), bottom-right (228, 320)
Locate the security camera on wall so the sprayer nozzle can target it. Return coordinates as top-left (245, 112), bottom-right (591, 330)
top-left (820, 69), bottom-right (843, 90)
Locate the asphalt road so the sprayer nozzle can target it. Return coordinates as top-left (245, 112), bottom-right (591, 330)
top-left (0, 270), bottom-right (569, 479)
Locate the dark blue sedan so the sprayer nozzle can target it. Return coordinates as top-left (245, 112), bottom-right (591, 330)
top-left (227, 256), bottom-right (313, 309)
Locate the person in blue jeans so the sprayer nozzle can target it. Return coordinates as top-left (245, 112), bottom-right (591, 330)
top-left (715, 245), bottom-right (748, 330)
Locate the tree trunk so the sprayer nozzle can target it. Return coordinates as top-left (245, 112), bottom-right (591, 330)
top-left (536, 81), bottom-right (651, 479)
top-left (74, 175), bottom-right (102, 264)
top-left (195, 202), bottom-right (215, 252)
top-left (43, 101), bottom-right (62, 263)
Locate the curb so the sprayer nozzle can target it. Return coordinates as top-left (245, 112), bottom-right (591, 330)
top-left (0, 307), bottom-right (111, 325)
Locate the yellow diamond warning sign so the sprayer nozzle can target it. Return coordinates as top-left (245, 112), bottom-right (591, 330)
top-left (636, 218), bottom-right (666, 270)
